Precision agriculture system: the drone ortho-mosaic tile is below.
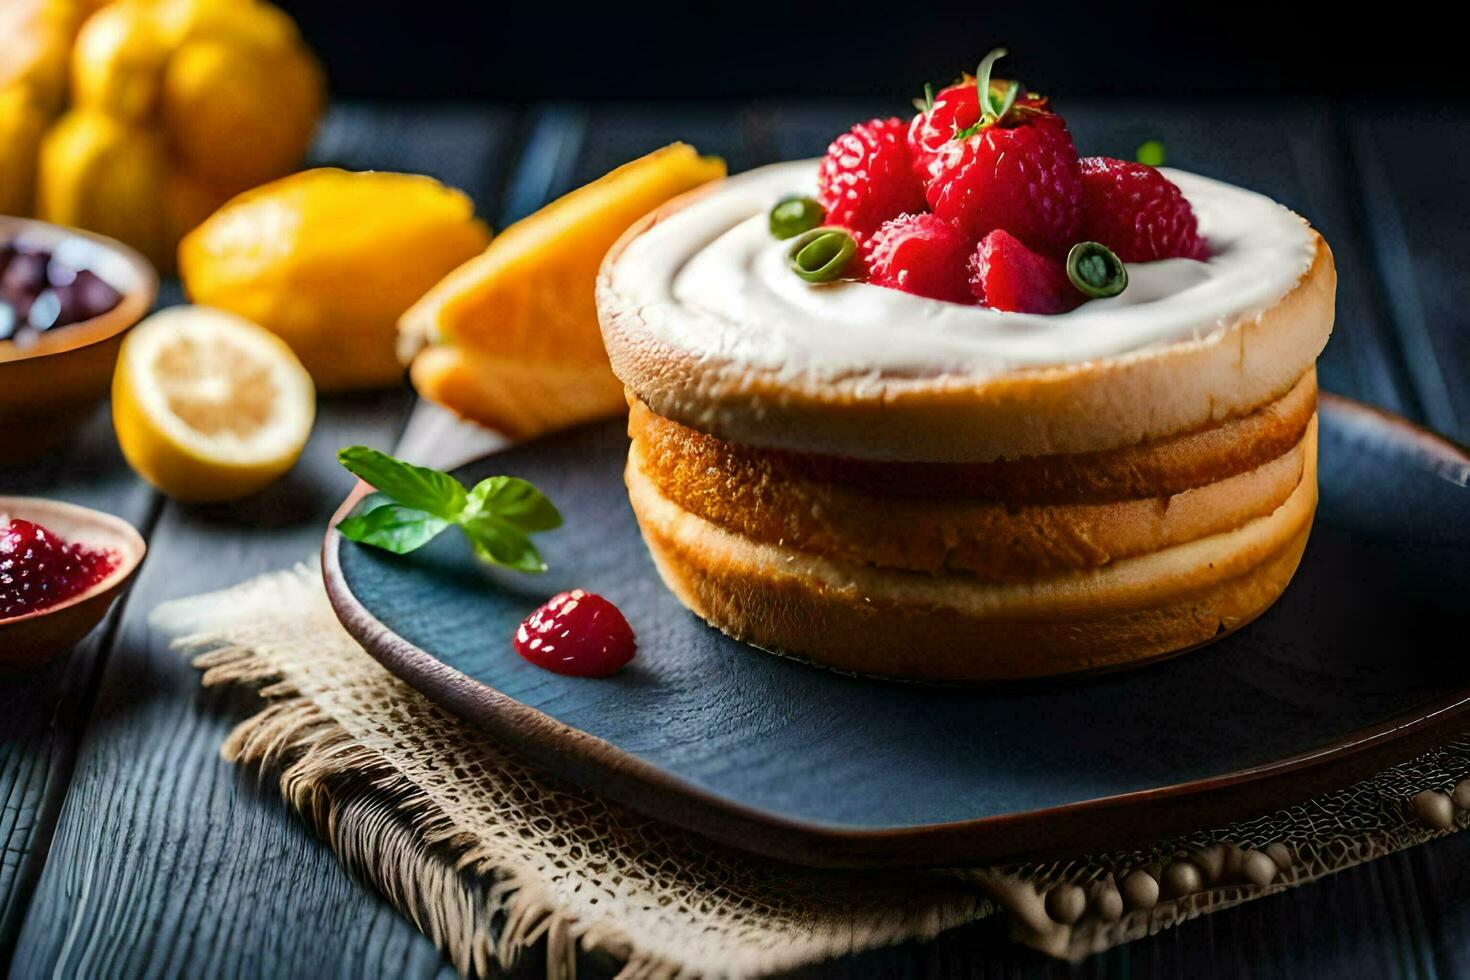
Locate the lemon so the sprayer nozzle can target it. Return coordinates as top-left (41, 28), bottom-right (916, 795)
top-left (162, 35), bottom-right (323, 190)
top-left (180, 168), bottom-right (491, 391)
top-left (112, 305), bottom-right (315, 502)
top-left (151, 0), bottom-right (303, 52)
top-left (0, 88), bottom-right (47, 215)
top-left (162, 165), bottom-right (231, 248)
top-left (70, 0), bottom-right (170, 122)
top-left (37, 109), bottom-right (170, 269)
top-left (1, 0), bottom-right (88, 114)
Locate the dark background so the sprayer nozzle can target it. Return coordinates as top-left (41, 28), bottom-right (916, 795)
top-left (282, 1), bottom-right (1462, 102)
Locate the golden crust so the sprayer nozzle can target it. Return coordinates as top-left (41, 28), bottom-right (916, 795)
top-left (598, 185), bottom-right (1336, 463)
top-left (629, 366), bottom-right (1315, 498)
top-left (625, 419), bottom-right (1319, 682)
top-left (630, 423), bottom-right (1308, 581)
top-left (628, 372), bottom-right (1315, 580)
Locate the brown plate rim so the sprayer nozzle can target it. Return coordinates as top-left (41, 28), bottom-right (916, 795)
top-left (321, 394), bottom-right (1470, 869)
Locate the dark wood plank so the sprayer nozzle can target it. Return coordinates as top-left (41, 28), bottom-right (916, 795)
top-left (562, 101), bottom-right (762, 195)
top-left (310, 99), bottom-right (518, 215)
top-left (498, 105), bottom-right (589, 226)
top-left (1349, 109), bottom-right (1468, 442)
top-left (0, 408), bottom-right (159, 958)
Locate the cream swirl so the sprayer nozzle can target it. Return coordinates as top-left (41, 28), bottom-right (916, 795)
top-left (606, 160), bottom-right (1316, 382)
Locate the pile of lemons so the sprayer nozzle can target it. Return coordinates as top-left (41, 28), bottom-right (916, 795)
top-left (0, 0), bottom-right (322, 271)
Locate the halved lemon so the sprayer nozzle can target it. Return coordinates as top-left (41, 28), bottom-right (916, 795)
top-left (112, 305), bottom-right (315, 501)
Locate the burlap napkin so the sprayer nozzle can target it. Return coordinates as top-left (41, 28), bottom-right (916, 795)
top-left (151, 565), bottom-right (1470, 978)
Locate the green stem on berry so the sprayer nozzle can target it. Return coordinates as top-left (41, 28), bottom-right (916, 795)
top-left (769, 195), bottom-right (824, 240)
top-left (788, 227), bottom-right (857, 283)
top-left (975, 48), bottom-right (1018, 123)
top-left (1066, 242), bottom-right (1129, 299)
top-left (953, 48), bottom-right (1023, 140)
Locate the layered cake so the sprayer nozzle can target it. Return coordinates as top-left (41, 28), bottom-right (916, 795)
top-left (597, 53), bottom-right (1335, 681)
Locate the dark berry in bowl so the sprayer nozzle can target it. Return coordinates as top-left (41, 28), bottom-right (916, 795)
top-left (0, 241), bottom-right (124, 349)
top-left (0, 216), bottom-right (157, 467)
top-left (0, 249), bottom-right (49, 320)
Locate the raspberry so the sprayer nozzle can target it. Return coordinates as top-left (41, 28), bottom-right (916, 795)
top-left (969, 229), bottom-right (1080, 314)
top-left (863, 212), bottom-right (973, 304)
top-left (514, 589), bottom-right (636, 677)
top-left (926, 111), bottom-right (1083, 256)
top-left (1078, 157), bottom-right (1208, 262)
top-left (816, 118), bottom-right (928, 236)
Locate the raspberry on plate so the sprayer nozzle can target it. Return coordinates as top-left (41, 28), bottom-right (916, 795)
top-left (863, 213), bottom-right (973, 304)
top-left (1079, 156), bottom-right (1209, 262)
top-left (919, 50), bottom-right (1083, 256)
top-left (514, 589), bottom-right (636, 677)
top-left (816, 118), bottom-right (928, 237)
top-left (969, 229), bottom-right (1081, 314)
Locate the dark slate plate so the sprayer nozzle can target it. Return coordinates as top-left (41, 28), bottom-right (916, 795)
top-left (324, 395), bottom-right (1470, 869)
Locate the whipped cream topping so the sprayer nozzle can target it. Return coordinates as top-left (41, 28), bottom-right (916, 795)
top-left (607, 160), bottom-right (1317, 382)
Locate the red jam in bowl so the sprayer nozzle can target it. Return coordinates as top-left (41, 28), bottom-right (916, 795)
top-left (0, 518), bottom-right (119, 619)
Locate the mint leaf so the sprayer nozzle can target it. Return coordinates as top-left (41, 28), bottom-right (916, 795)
top-left (338, 502), bottom-right (450, 554)
top-left (337, 446), bottom-right (466, 520)
top-left (335, 447), bottom-right (560, 574)
top-left (467, 523), bottom-right (547, 574)
top-left (465, 476), bottom-right (563, 532)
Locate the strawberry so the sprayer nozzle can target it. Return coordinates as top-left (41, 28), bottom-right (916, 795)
top-left (816, 117), bottom-right (928, 236)
top-left (1078, 156), bottom-right (1208, 261)
top-left (863, 212), bottom-right (973, 304)
top-left (919, 50), bottom-right (1083, 256)
top-left (907, 77), bottom-right (1051, 186)
top-left (908, 80), bottom-right (975, 185)
top-left (969, 229), bottom-right (1080, 314)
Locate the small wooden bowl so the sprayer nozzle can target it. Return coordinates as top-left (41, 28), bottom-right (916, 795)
top-left (0, 496), bottom-right (146, 668)
top-left (0, 216), bottom-right (158, 466)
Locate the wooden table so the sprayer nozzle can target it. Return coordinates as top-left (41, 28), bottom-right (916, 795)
top-left (3, 99), bottom-right (1467, 978)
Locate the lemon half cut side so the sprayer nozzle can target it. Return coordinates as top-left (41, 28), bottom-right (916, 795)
top-left (113, 305), bottom-right (315, 501)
